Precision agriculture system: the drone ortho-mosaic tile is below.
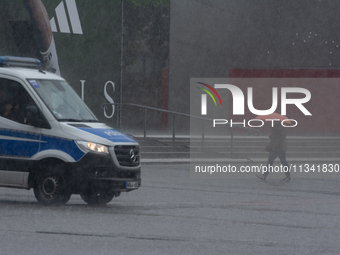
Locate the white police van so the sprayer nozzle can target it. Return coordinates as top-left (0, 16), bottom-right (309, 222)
top-left (0, 56), bottom-right (141, 205)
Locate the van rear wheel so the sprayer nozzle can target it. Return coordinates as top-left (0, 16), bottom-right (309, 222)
top-left (34, 170), bottom-right (71, 205)
top-left (80, 191), bottom-right (116, 205)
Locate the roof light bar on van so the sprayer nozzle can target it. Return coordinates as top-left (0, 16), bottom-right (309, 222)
top-left (0, 56), bottom-right (41, 68)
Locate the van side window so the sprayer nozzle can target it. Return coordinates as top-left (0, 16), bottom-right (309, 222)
top-left (0, 78), bottom-right (36, 124)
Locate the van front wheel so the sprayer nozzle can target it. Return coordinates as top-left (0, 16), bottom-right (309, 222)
top-left (34, 170), bottom-right (71, 205)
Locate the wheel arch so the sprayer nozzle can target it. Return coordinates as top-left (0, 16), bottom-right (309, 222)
top-left (28, 150), bottom-right (76, 188)
top-left (31, 149), bottom-right (77, 162)
top-left (28, 157), bottom-right (68, 189)
top-left (31, 157), bottom-right (72, 205)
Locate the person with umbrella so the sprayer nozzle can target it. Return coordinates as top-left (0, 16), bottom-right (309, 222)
top-left (256, 113), bottom-right (291, 182)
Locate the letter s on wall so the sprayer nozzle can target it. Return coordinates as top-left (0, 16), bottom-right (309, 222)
top-left (104, 81), bottom-right (115, 118)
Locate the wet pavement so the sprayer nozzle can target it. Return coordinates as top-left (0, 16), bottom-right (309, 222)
top-left (1, 163), bottom-right (340, 255)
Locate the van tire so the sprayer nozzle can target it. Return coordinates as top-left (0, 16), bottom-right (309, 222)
top-left (33, 168), bottom-right (71, 205)
top-left (80, 191), bottom-right (115, 205)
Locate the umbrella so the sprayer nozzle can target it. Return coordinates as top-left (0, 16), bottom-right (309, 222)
top-left (255, 112), bottom-right (291, 124)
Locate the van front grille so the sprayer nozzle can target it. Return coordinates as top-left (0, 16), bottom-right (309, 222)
top-left (114, 145), bottom-right (140, 166)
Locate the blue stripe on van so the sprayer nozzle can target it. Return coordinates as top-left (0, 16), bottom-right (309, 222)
top-left (78, 128), bottom-right (136, 143)
top-left (39, 134), bottom-right (85, 161)
top-left (0, 128), bottom-right (40, 158)
top-left (0, 129), bottom-right (85, 161)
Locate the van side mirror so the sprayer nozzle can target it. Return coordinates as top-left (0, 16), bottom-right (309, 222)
top-left (26, 106), bottom-right (50, 129)
top-left (26, 106), bottom-right (40, 126)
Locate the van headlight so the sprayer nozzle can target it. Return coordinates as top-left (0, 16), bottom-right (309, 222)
top-left (76, 141), bottom-right (109, 154)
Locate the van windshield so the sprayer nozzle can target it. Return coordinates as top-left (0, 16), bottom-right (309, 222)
top-left (28, 79), bottom-right (98, 122)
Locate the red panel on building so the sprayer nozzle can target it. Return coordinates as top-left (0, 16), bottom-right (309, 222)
top-left (229, 69), bottom-right (340, 134)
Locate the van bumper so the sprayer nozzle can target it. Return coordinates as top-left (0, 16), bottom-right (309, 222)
top-left (66, 151), bottom-right (141, 193)
top-left (87, 176), bottom-right (141, 192)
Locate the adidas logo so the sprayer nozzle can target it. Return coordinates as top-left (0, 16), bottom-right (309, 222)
top-left (50, 0), bottom-right (83, 34)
